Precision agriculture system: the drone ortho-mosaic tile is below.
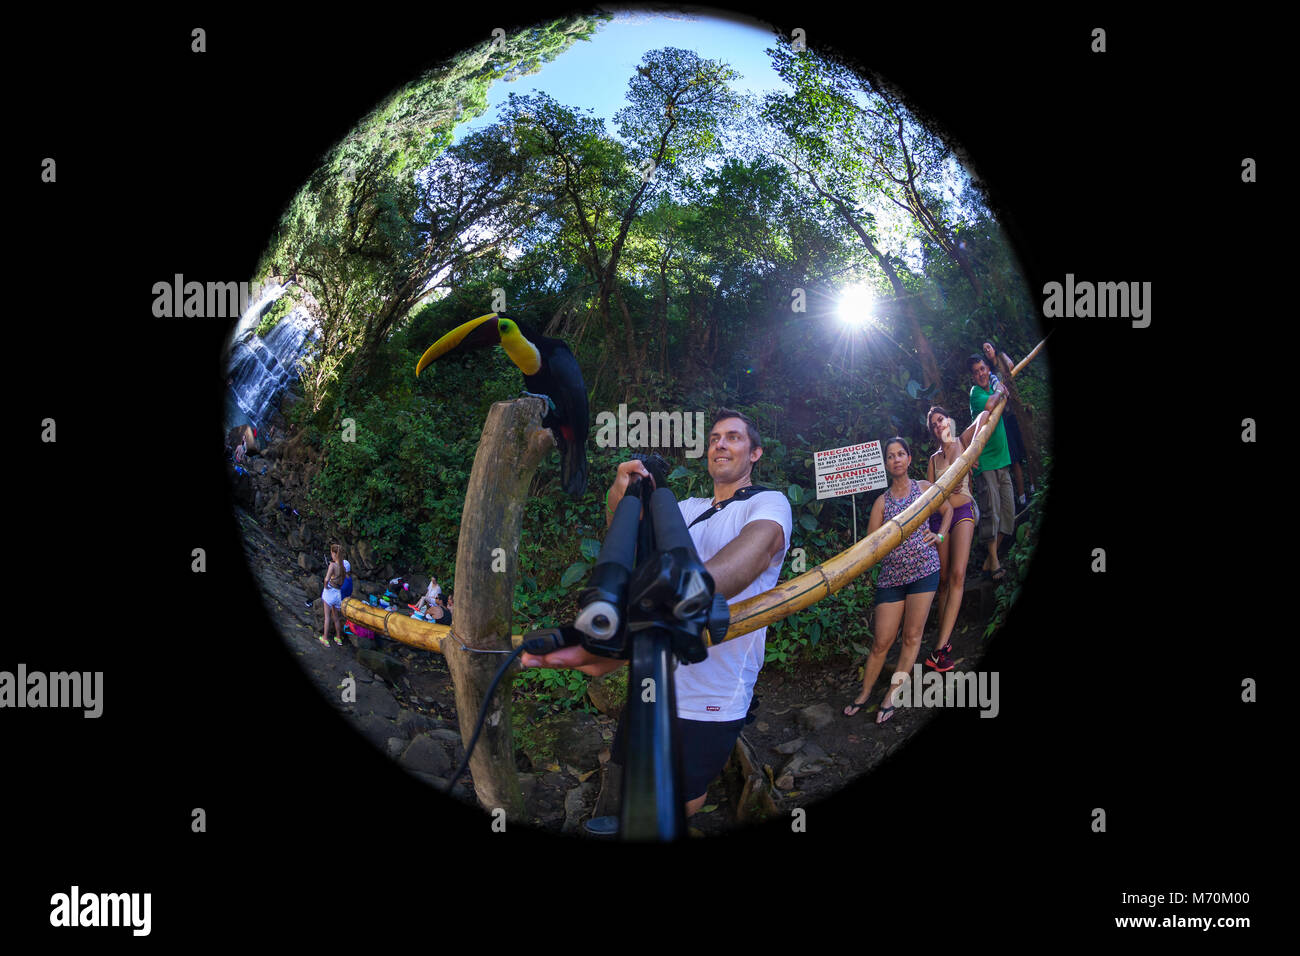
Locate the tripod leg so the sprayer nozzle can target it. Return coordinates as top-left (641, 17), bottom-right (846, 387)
top-left (621, 629), bottom-right (685, 841)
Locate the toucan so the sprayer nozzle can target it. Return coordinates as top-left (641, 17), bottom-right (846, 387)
top-left (415, 313), bottom-right (589, 497)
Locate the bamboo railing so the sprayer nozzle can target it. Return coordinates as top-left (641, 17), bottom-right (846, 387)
top-left (343, 336), bottom-right (1047, 653)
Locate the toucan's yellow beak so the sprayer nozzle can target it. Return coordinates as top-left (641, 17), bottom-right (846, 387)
top-left (415, 313), bottom-right (500, 377)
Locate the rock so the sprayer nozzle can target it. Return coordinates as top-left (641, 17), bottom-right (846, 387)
top-left (298, 552), bottom-right (310, 571)
top-left (400, 733), bottom-right (453, 777)
top-left (779, 742), bottom-right (830, 779)
top-left (354, 714), bottom-right (395, 749)
top-left (355, 539), bottom-right (374, 571)
top-left (796, 703), bottom-right (835, 732)
top-left (425, 728), bottom-right (463, 746)
top-left (396, 709), bottom-right (446, 738)
top-left (227, 424), bottom-right (259, 456)
top-left (539, 771), bottom-right (568, 791)
top-left (799, 740), bottom-right (829, 761)
top-left (537, 803), bottom-right (566, 830)
top-left (386, 737), bottom-right (406, 758)
top-left (562, 780), bottom-right (598, 833)
top-left (541, 711), bottom-right (603, 772)
top-left (518, 772), bottom-right (540, 805)
top-left (357, 649), bottom-right (406, 684)
top-left (353, 680), bottom-right (400, 720)
top-left (755, 721), bottom-right (769, 732)
top-left (774, 737), bottom-right (805, 755)
top-left (775, 774), bottom-right (794, 790)
top-left (586, 672), bottom-right (626, 718)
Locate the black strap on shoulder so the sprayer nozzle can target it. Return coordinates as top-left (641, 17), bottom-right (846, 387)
top-left (687, 486), bottom-right (774, 530)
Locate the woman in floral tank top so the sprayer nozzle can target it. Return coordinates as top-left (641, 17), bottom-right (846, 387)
top-left (844, 438), bottom-right (951, 724)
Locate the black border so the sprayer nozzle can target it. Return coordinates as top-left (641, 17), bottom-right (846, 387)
top-left (15, 3), bottom-right (1270, 938)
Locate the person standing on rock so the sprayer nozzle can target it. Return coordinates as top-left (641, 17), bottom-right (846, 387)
top-left (844, 437), bottom-right (948, 724)
top-left (522, 408), bottom-right (792, 826)
top-left (321, 543), bottom-right (345, 647)
top-left (414, 575), bottom-right (441, 615)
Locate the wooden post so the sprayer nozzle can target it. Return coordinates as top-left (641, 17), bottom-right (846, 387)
top-left (439, 397), bottom-right (554, 820)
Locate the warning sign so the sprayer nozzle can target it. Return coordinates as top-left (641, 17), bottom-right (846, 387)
top-left (813, 440), bottom-right (886, 499)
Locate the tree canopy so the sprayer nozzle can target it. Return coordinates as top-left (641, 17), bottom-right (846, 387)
top-left (251, 28), bottom-right (1049, 666)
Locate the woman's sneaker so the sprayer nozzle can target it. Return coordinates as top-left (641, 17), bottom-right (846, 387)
top-left (924, 643), bottom-right (954, 672)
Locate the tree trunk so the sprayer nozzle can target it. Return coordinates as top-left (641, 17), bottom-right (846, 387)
top-left (440, 397), bottom-right (555, 821)
top-left (615, 286), bottom-right (639, 385)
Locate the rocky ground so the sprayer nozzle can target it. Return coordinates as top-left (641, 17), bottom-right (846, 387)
top-left (231, 431), bottom-right (1006, 838)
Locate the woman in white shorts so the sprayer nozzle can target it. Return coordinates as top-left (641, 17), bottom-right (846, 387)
top-left (320, 543), bottom-right (344, 646)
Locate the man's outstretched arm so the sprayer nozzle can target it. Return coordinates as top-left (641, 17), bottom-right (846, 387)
top-left (522, 519), bottom-right (785, 675)
top-left (702, 519), bottom-right (785, 599)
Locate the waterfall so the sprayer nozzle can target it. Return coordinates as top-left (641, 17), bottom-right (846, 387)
top-left (233, 282), bottom-right (286, 339)
top-left (225, 286), bottom-right (320, 434)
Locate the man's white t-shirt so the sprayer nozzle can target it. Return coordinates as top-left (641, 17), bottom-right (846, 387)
top-left (671, 491), bottom-right (792, 721)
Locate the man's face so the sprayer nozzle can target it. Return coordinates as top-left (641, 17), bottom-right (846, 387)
top-left (971, 360), bottom-right (990, 389)
top-left (708, 417), bottom-right (762, 485)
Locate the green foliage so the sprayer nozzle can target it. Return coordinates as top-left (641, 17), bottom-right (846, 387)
top-left (764, 579), bottom-right (874, 669)
top-left (262, 30), bottom-right (1049, 689)
top-left (512, 667), bottom-right (592, 713)
top-left (254, 293), bottom-right (296, 338)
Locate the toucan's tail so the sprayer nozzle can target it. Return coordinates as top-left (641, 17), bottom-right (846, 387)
top-left (560, 440), bottom-right (588, 498)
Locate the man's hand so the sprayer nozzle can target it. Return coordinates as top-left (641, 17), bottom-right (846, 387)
top-left (521, 644), bottom-right (625, 678)
top-left (939, 416), bottom-right (956, 444)
top-left (606, 459), bottom-right (654, 526)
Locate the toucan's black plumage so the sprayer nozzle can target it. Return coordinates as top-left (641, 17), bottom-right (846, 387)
top-left (416, 313), bottom-right (589, 497)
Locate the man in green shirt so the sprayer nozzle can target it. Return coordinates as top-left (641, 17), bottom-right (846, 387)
top-left (968, 355), bottom-right (1012, 581)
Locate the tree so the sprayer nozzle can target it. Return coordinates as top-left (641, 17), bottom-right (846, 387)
top-left (762, 46), bottom-right (953, 404)
top-left (504, 48), bottom-right (741, 385)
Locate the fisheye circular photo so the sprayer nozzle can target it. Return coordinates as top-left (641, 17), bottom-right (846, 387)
top-left (222, 5), bottom-right (1050, 838)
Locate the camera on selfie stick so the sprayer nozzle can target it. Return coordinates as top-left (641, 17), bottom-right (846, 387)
top-left (520, 453), bottom-right (732, 841)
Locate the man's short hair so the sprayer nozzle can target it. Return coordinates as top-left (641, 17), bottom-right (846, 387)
top-left (711, 407), bottom-right (762, 449)
top-left (968, 354), bottom-right (988, 372)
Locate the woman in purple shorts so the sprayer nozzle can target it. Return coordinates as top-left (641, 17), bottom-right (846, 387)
top-left (845, 437), bottom-right (950, 724)
top-left (923, 405), bottom-right (982, 672)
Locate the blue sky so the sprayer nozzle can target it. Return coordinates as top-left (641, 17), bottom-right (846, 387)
top-left (452, 9), bottom-right (788, 143)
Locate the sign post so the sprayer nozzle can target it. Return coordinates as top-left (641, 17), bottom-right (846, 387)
top-left (813, 440), bottom-right (888, 543)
